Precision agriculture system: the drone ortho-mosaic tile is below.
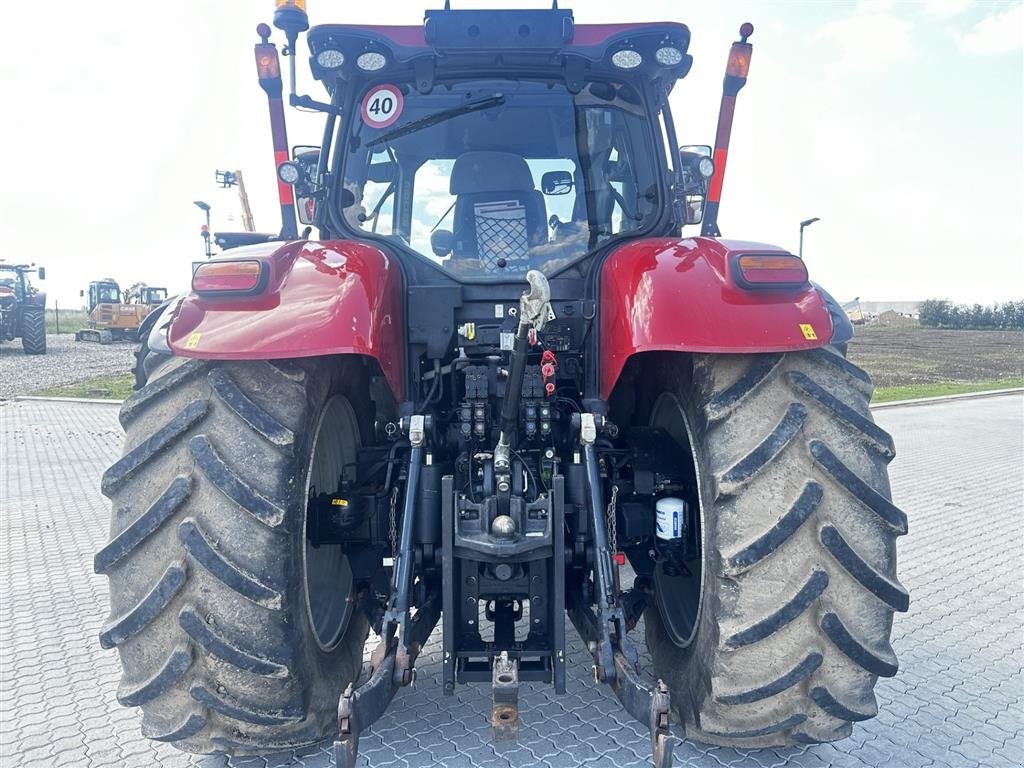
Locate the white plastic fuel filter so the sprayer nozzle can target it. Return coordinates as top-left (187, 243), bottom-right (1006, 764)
top-left (655, 497), bottom-right (686, 541)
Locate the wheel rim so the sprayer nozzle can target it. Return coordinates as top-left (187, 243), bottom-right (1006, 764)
top-left (303, 395), bottom-right (359, 651)
top-left (649, 392), bottom-right (706, 649)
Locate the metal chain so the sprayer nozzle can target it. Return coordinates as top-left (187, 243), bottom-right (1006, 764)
top-left (389, 485), bottom-right (399, 557)
top-left (606, 484), bottom-right (619, 555)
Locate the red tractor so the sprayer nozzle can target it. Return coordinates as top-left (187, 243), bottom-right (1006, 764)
top-left (97, 4), bottom-right (907, 767)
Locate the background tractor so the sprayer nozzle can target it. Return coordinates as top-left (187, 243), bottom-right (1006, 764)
top-left (0, 261), bottom-right (47, 354)
top-left (97, 4), bottom-right (907, 767)
top-left (76, 279), bottom-right (163, 344)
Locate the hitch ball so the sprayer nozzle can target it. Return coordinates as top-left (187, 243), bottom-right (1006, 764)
top-left (491, 515), bottom-right (517, 540)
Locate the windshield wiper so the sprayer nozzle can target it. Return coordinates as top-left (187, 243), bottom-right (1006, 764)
top-left (366, 94), bottom-right (506, 147)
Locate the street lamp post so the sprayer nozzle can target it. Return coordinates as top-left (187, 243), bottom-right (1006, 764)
top-left (799, 217), bottom-right (820, 260)
top-left (193, 201), bottom-right (212, 259)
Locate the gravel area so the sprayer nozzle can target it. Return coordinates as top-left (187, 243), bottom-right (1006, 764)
top-left (0, 334), bottom-right (135, 400)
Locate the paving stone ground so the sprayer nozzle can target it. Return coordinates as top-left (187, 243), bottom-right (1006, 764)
top-left (1, 393), bottom-right (1021, 768)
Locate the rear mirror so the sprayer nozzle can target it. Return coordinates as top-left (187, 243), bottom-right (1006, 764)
top-left (37, 267), bottom-right (45, 280)
top-left (431, 229), bottom-right (454, 258)
top-left (678, 144), bottom-right (713, 225)
top-left (680, 144), bottom-right (711, 157)
top-left (79, 289), bottom-right (84, 297)
top-left (291, 146), bottom-right (321, 226)
top-left (541, 170), bottom-right (573, 196)
top-left (684, 195), bottom-right (705, 225)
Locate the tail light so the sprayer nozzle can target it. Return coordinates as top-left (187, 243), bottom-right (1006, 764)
top-left (733, 253), bottom-right (808, 289)
top-left (192, 260), bottom-right (266, 295)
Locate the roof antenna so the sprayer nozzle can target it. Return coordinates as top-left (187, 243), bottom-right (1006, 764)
top-left (552, 1), bottom-right (558, 7)
top-left (444, 1), bottom-right (450, 8)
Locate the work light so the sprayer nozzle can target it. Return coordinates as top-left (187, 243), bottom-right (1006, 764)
top-left (611, 49), bottom-right (642, 69)
top-left (357, 51), bottom-right (388, 71)
top-left (315, 49), bottom-right (345, 69)
top-left (655, 46), bottom-right (683, 66)
top-left (277, 161), bottom-right (302, 185)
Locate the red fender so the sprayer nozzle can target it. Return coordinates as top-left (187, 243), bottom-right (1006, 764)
top-left (600, 237), bottom-right (832, 399)
top-left (169, 240), bottom-right (405, 399)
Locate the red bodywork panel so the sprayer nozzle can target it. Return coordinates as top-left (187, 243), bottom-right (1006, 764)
top-left (168, 240), bottom-right (405, 399)
top-left (600, 237), bottom-right (832, 398)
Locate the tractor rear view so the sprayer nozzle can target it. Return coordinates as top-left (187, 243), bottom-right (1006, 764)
top-left (96, 4), bottom-right (906, 767)
top-left (0, 262), bottom-right (47, 354)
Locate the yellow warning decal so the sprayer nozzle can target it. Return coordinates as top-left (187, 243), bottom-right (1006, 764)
top-left (799, 324), bottom-right (817, 340)
top-left (185, 332), bottom-right (202, 349)
top-left (331, 498), bottom-right (349, 507)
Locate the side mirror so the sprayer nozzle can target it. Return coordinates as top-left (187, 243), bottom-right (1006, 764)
top-left (284, 146), bottom-right (322, 226)
top-left (37, 267), bottom-right (45, 280)
top-left (684, 195), bottom-right (706, 225)
top-left (541, 170), bottom-right (574, 195)
top-left (431, 229), bottom-right (454, 258)
top-left (677, 145), bottom-right (714, 225)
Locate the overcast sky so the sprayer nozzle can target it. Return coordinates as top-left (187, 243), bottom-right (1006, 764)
top-left (2, 0), bottom-right (1021, 308)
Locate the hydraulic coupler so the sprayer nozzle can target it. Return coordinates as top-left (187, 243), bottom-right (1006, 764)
top-left (493, 269), bottom-right (552, 478)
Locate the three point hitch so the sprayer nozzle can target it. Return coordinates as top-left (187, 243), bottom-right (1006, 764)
top-left (332, 409), bottom-right (676, 768)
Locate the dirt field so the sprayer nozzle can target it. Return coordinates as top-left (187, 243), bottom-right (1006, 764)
top-left (848, 326), bottom-right (1024, 388)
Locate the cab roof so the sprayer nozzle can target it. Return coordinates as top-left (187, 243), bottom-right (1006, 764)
top-left (307, 9), bottom-right (691, 87)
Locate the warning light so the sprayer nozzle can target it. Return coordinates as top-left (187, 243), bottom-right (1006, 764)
top-left (733, 254), bottom-right (808, 289)
top-left (192, 260), bottom-right (265, 294)
top-left (255, 44), bottom-right (281, 79)
top-left (726, 44), bottom-right (751, 78)
top-left (273, 0), bottom-right (309, 38)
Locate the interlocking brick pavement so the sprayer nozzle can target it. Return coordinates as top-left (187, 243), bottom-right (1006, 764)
top-left (1, 393), bottom-right (1021, 767)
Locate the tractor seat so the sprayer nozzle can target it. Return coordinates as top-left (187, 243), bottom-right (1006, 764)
top-left (449, 151), bottom-right (547, 272)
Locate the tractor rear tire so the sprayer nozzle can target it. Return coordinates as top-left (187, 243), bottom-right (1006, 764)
top-left (96, 356), bottom-right (372, 754)
top-left (20, 309), bottom-right (46, 354)
top-left (641, 346), bottom-right (908, 747)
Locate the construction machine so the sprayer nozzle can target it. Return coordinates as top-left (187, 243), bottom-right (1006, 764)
top-left (76, 279), bottom-right (158, 343)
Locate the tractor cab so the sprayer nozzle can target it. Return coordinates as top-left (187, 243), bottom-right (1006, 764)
top-left (0, 262), bottom-right (44, 302)
top-left (273, 9), bottom-right (716, 283)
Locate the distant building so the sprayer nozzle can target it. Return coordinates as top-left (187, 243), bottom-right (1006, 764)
top-left (840, 300), bottom-right (921, 321)
top-left (858, 301), bottom-right (921, 317)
